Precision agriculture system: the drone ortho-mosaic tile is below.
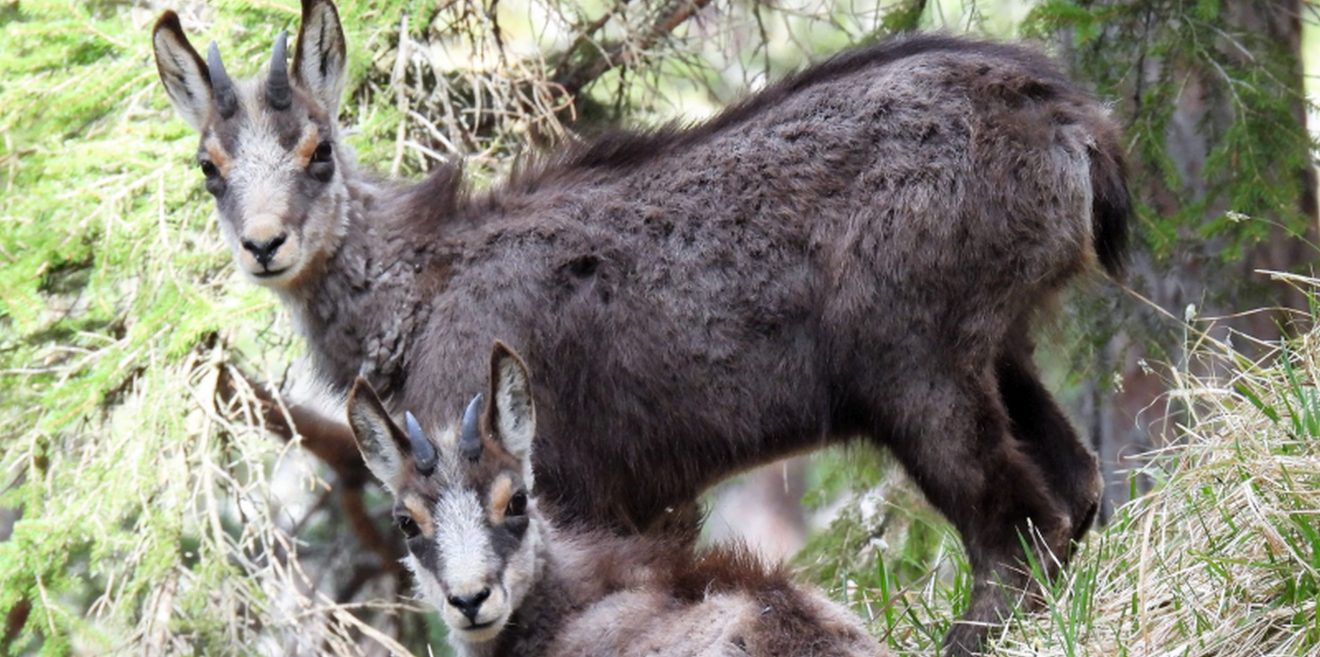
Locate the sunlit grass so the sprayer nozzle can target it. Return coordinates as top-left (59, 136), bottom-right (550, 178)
top-left (794, 280), bottom-right (1320, 655)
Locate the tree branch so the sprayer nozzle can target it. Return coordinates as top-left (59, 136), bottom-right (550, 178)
top-left (552, 0), bottom-right (713, 97)
top-left (3, 599), bottom-right (30, 651)
top-left (340, 486), bottom-right (402, 569)
top-left (215, 366), bottom-right (369, 488)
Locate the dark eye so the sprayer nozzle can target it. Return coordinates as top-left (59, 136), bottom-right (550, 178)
top-left (506, 491), bottom-right (527, 518)
top-left (308, 142), bottom-right (335, 182)
top-left (395, 514), bottom-right (420, 539)
top-left (199, 160), bottom-right (226, 197)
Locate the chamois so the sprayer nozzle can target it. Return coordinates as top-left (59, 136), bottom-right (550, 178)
top-left (153, 0), bottom-right (1130, 652)
top-left (346, 342), bottom-right (885, 657)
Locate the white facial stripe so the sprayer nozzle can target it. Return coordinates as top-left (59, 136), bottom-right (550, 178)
top-left (398, 419), bottom-right (545, 647)
top-left (229, 80), bottom-right (294, 227)
top-left (205, 80), bottom-right (357, 290)
top-left (405, 553), bottom-right (447, 608)
top-left (436, 488), bottom-right (495, 596)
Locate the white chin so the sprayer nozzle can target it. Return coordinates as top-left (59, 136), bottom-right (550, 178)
top-left (452, 621), bottom-right (506, 644)
top-left (241, 264), bottom-right (298, 286)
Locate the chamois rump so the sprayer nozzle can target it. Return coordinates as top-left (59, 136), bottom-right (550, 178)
top-left (152, 0), bottom-right (1130, 652)
top-left (346, 342), bottom-right (885, 657)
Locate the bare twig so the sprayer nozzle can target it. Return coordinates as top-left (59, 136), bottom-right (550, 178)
top-left (553, 0), bottom-right (714, 97)
top-left (214, 364), bottom-right (368, 487)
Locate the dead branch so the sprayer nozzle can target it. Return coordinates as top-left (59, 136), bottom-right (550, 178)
top-left (214, 365), bottom-right (369, 487)
top-left (340, 486), bottom-right (403, 569)
top-left (552, 0), bottom-right (714, 98)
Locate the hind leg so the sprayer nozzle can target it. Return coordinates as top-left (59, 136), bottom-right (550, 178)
top-left (997, 341), bottom-right (1103, 549)
top-left (875, 366), bottom-right (1072, 657)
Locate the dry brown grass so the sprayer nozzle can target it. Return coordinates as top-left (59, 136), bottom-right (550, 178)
top-left (989, 278), bottom-right (1320, 657)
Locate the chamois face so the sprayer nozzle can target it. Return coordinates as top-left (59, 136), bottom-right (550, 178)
top-left (346, 342), bottom-right (540, 645)
top-left (151, 0), bottom-right (349, 289)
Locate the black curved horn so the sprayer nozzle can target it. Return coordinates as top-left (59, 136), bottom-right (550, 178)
top-left (459, 394), bottom-right (484, 462)
top-left (206, 42), bottom-right (238, 118)
top-left (405, 411), bottom-right (437, 475)
top-left (266, 31), bottom-right (291, 110)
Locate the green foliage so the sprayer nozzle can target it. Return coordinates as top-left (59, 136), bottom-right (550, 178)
top-left (796, 457), bottom-right (971, 654)
top-left (0, 1), bottom-right (420, 653)
top-left (995, 313), bottom-right (1320, 655)
top-left (797, 290), bottom-right (1320, 656)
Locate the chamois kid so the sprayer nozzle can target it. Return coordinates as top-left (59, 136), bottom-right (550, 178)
top-left (346, 342), bottom-right (885, 657)
top-left (153, 0), bottom-right (1130, 651)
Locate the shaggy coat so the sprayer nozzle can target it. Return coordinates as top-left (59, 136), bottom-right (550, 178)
top-left (154, 2), bottom-right (1130, 652)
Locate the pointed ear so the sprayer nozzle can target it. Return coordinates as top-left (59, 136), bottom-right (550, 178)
top-left (486, 341), bottom-right (536, 469)
top-left (292, 0), bottom-right (347, 117)
top-left (152, 12), bottom-right (213, 131)
top-left (346, 377), bottom-right (408, 489)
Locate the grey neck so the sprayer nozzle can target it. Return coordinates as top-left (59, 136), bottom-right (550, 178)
top-left (280, 175), bottom-right (428, 395)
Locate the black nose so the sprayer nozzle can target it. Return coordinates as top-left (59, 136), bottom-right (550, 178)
top-left (241, 233), bottom-right (287, 267)
top-left (447, 588), bottom-right (491, 622)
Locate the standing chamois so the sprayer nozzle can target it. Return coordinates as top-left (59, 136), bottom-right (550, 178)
top-left (346, 342), bottom-right (885, 657)
top-left (153, 0), bottom-right (1130, 652)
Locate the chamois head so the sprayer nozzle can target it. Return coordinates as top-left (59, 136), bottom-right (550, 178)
top-left (151, 0), bottom-right (349, 288)
top-left (346, 342), bottom-right (540, 644)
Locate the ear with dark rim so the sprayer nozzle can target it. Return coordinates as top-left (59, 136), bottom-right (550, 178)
top-left (292, 0), bottom-right (347, 117)
top-left (486, 341), bottom-right (536, 476)
top-left (346, 377), bottom-right (410, 489)
top-left (152, 11), bottom-right (213, 131)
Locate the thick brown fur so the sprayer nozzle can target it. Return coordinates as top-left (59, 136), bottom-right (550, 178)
top-left (156, 5), bottom-right (1130, 653)
top-left (510, 530), bottom-right (882, 657)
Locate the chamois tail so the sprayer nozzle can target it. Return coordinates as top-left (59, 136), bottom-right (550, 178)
top-left (1088, 138), bottom-right (1131, 277)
